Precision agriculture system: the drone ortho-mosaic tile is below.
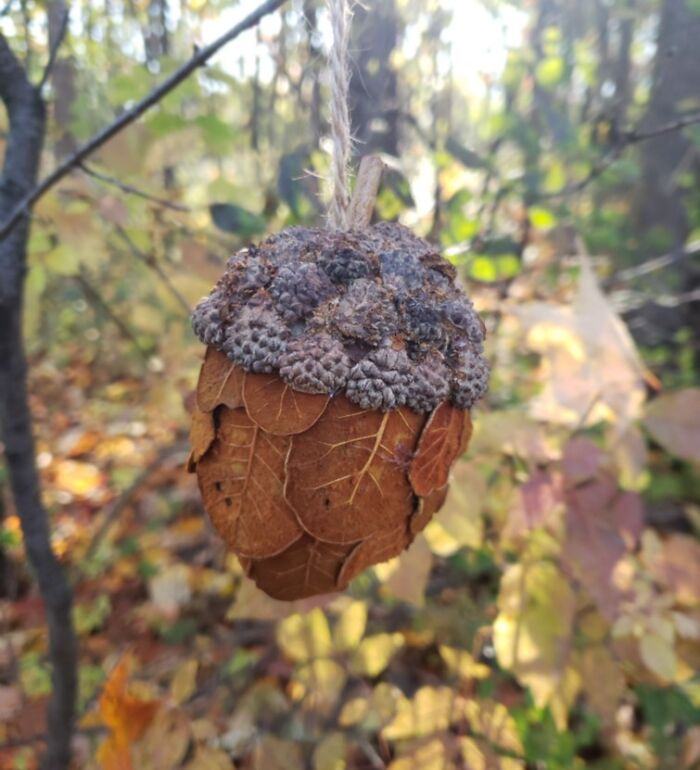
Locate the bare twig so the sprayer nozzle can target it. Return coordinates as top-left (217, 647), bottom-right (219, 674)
top-left (624, 112), bottom-right (700, 143)
top-left (38, 3), bottom-right (69, 90)
top-left (616, 238), bottom-right (700, 281)
top-left (74, 270), bottom-right (152, 360)
top-left (113, 224), bottom-right (191, 316)
top-left (80, 443), bottom-right (189, 570)
top-left (78, 162), bottom-right (190, 212)
top-left (0, 0), bottom-right (289, 240)
top-left (347, 155), bottom-right (384, 229)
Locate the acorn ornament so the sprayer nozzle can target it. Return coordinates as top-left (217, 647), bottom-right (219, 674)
top-left (188, 157), bottom-right (489, 601)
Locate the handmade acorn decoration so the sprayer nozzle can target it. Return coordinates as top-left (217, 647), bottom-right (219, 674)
top-left (188, 158), bottom-right (489, 600)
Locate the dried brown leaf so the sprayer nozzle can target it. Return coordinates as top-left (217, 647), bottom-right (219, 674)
top-left (189, 407), bottom-right (215, 466)
top-left (244, 372), bottom-right (329, 435)
top-left (339, 526), bottom-right (409, 585)
top-left (243, 534), bottom-right (356, 601)
top-left (196, 407), bottom-right (303, 558)
top-left (410, 485), bottom-right (449, 538)
top-left (409, 403), bottom-right (472, 498)
top-left (196, 347), bottom-right (245, 412)
top-left (285, 395), bottom-right (425, 544)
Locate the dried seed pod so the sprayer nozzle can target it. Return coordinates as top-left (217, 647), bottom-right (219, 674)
top-left (190, 222), bottom-right (489, 600)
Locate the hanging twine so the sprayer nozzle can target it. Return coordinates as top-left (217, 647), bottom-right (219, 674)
top-left (327, 0), bottom-right (352, 230)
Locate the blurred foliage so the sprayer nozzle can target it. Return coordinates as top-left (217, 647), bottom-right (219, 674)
top-left (0, 0), bottom-right (699, 768)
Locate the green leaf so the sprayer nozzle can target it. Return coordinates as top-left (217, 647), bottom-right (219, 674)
top-left (529, 206), bottom-right (557, 229)
top-left (536, 57), bottom-right (565, 88)
top-left (209, 203), bottom-right (267, 237)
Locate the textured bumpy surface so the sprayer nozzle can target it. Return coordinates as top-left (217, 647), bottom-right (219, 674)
top-left (190, 224), bottom-right (488, 600)
top-left (191, 223), bottom-right (489, 414)
top-left (189, 349), bottom-right (473, 600)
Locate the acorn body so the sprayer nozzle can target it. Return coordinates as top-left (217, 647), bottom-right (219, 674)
top-left (189, 223), bottom-right (488, 600)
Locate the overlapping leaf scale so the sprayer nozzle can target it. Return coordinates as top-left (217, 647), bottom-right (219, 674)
top-left (409, 402), bottom-right (472, 498)
top-left (242, 533), bottom-right (357, 601)
top-left (284, 395), bottom-right (426, 544)
top-left (196, 407), bottom-right (303, 559)
top-left (196, 346), bottom-right (245, 412)
top-left (243, 371), bottom-right (329, 435)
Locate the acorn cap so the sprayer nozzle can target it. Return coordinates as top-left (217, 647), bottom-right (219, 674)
top-left (192, 223), bottom-right (489, 412)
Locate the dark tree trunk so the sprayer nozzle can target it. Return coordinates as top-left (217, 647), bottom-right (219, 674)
top-left (631, 0), bottom-right (700, 352)
top-left (349, 0), bottom-right (400, 157)
top-left (634, 0), bottom-right (700, 248)
top-left (0, 35), bottom-right (77, 770)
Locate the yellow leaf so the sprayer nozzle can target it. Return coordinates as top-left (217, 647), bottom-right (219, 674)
top-left (293, 659), bottom-right (347, 712)
top-left (493, 562), bottom-right (579, 728)
top-left (382, 686), bottom-right (465, 741)
top-left (313, 732), bottom-right (347, 770)
top-left (463, 699), bottom-right (524, 756)
top-left (351, 633), bottom-right (404, 677)
top-left (277, 609), bottom-right (332, 662)
top-left (339, 683), bottom-right (405, 731)
top-left (184, 747), bottom-right (234, 770)
top-left (439, 646), bottom-right (491, 680)
top-left (388, 736), bottom-right (452, 770)
top-left (333, 600), bottom-right (367, 652)
top-left (383, 535), bottom-right (432, 607)
top-left (132, 709), bottom-right (191, 770)
top-left (253, 735), bottom-right (303, 770)
top-left (53, 459), bottom-right (105, 499)
top-left (426, 461), bottom-right (485, 554)
top-left (639, 633), bottom-right (677, 681)
top-left (169, 659), bottom-right (198, 706)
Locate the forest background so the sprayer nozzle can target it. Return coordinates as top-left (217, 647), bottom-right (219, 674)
top-left (0, 0), bottom-right (699, 768)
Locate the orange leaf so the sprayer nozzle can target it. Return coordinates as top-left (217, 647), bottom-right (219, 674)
top-left (98, 655), bottom-right (159, 768)
top-left (196, 407), bottom-right (303, 558)
top-left (189, 407), bottom-right (215, 465)
top-left (243, 533), bottom-right (356, 601)
top-left (196, 347), bottom-right (245, 412)
top-left (243, 372), bottom-right (329, 435)
top-left (285, 396), bottom-right (425, 544)
top-left (409, 403), bottom-right (472, 498)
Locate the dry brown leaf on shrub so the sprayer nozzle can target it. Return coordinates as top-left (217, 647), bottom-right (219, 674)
top-left (643, 388), bottom-right (700, 464)
top-left (410, 403), bottom-right (472, 497)
top-left (285, 395), bottom-right (424, 544)
top-left (244, 534), bottom-right (357, 601)
top-left (244, 371), bottom-right (329, 435)
top-left (196, 347), bottom-right (245, 412)
top-left (196, 407), bottom-right (303, 558)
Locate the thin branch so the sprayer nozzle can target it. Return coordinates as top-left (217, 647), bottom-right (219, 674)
top-left (624, 111), bottom-right (700, 143)
top-left (0, 0), bottom-right (289, 240)
top-left (113, 224), bottom-right (191, 316)
top-left (80, 443), bottom-right (188, 570)
top-left (78, 162), bottom-right (190, 212)
top-left (38, 3), bottom-right (69, 91)
top-left (616, 238), bottom-right (700, 282)
top-left (75, 270), bottom-right (152, 361)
